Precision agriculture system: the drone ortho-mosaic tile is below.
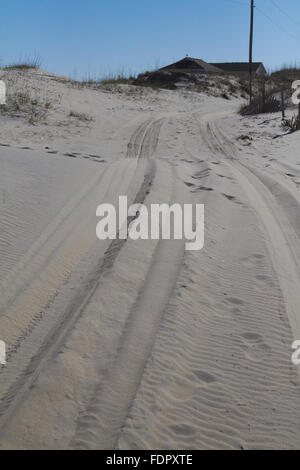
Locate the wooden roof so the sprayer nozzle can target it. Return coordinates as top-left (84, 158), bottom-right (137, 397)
top-left (160, 58), bottom-right (221, 73)
top-left (210, 62), bottom-right (265, 73)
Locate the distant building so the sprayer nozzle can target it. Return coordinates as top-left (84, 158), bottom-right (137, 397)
top-left (159, 57), bottom-right (266, 76)
top-left (210, 62), bottom-right (267, 75)
top-left (159, 57), bottom-right (222, 74)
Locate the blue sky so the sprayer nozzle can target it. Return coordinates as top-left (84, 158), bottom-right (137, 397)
top-left (1, 0), bottom-right (300, 78)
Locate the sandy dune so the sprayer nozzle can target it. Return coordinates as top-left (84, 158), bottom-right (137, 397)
top-left (0, 70), bottom-right (300, 449)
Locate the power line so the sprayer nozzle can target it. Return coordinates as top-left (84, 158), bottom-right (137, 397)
top-left (222, 0), bottom-right (300, 44)
top-left (268, 0), bottom-right (300, 29)
top-left (222, 0), bottom-right (249, 7)
top-left (256, 5), bottom-right (300, 43)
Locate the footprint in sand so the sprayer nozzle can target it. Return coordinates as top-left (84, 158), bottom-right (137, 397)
top-left (181, 159), bottom-right (194, 163)
top-left (242, 332), bottom-right (263, 341)
top-left (240, 254), bottom-right (265, 268)
top-left (227, 297), bottom-right (244, 306)
top-left (192, 186), bottom-right (214, 193)
top-left (254, 273), bottom-right (275, 291)
top-left (222, 193), bottom-right (244, 206)
top-left (192, 169), bottom-right (210, 179)
top-left (241, 332), bottom-right (272, 362)
top-left (64, 152), bottom-right (77, 158)
top-left (217, 174), bottom-right (234, 181)
top-left (231, 307), bottom-right (242, 316)
top-left (222, 193), bottom-right (235, 201)
top-left (255, 274), bottom-right (269, 281)
top-left (169, 423), bottom-right (196, 437)
top-left (253, 254), bottom-right (265, 263)
top-left (193, 370), bottom-right (216, 384)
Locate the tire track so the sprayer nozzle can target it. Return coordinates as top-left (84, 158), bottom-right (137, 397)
top-left (71, 234), bottom-right (184, 450)
top-left (126, 118), bottom-right (164, 159)
top-left (202, 113), bottom-right (300, 341)
top-left (69, 121), bottom-right (187, 450)
top-left (0, 118), bottom-right (164, 438)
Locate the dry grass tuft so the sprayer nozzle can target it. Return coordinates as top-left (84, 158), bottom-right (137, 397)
top-left (69, 110), bottom-right (94, 122)
top-left (2, 55), bottom-right (42, 71)
top-left (282, 114), bottom-right (300, 133)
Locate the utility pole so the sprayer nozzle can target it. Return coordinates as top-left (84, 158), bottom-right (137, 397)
top-left (249, 0), bottom-right (254, 104)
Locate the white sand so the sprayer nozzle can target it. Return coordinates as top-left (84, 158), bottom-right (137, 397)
top-left (0, 69), bottom-right (300, 449)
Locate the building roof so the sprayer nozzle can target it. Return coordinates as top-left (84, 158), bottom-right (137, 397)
top-left (160, 57), bottom-right (221, 73)
top-left (210, 62), bottom-right (265, 73)
top-left (159, 58), bottom-right (266, 75)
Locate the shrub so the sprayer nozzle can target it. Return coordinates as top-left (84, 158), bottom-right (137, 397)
top-left (1, 88), bottom-right (50, 124)
top-left (69, 110), bottom-right (94, 121)
top-left (9, 91), bottom-right (31, 110)
top-left (240, 94), bottom-right (281, 115)
top-left (282, 114), bottom-right (300, 132)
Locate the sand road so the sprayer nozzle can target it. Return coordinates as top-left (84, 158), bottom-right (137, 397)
top-left (0, 100), bottom-right (300, 449)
